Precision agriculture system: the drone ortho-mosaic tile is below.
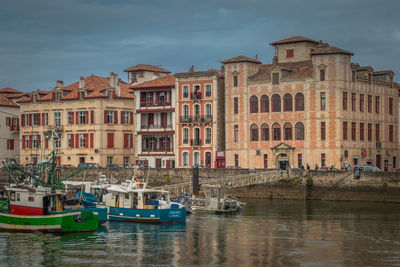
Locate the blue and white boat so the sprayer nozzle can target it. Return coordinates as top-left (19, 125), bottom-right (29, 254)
top-left (100, 179), bottom-right (186, 224)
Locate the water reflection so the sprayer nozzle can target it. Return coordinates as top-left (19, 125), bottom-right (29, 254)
top-left (0, 200), bottom-right (398, 266)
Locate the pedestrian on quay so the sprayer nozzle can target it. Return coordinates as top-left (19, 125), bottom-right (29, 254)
top-left (300, 164), bottom-right (305, 170)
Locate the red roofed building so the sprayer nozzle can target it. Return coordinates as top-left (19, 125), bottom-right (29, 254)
top-left (0, 95), bottom-right (20, 163)
top-left (18, 73), bottom-right (135, 167)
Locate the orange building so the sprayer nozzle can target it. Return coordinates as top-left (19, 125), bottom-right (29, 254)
top-left (175, 67), bottom-right (225, 168)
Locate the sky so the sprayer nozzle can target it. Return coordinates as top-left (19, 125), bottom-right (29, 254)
top-left (0, 0), bottom-right (399, 92)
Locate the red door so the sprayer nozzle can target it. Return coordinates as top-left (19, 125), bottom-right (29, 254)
top-left (376, 154), bottom-right (381, 169)
top-left (205, 152), bottom-right (211, 168)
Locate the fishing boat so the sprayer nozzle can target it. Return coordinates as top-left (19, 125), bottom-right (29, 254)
top-left (0, 151), bottom-right (99, 233)
top-left (100, 178), bottom-right (186, 223)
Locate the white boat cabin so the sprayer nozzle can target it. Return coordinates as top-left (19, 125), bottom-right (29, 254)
top-left (203, 185), bottom-right (228, 210)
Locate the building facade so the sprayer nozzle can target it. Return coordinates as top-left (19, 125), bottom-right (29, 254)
top-left (223, 36), bottom-right (399, 170)
top-left (18, 73), bottom-right (135, 167)
top-left (175, 67), bottom-right (225, 168)
top-left (0, 95), bottom-right (20, 163)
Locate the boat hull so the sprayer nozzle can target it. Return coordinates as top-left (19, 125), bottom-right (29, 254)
top-left (104, 206), bottom-right (186, 224)
top-left (0, 211), bottom-right (99, 233)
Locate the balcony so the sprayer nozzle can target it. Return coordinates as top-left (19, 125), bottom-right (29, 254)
top-left (180, 115), bottom-right (212, 124)
top-left (140, 124), bottom-right (172, 130)
top-left (141, 147), bottom-right (173, 153)
top-left (140, 100), bottom-right (172, 108)
top-left (190, 139), bottom-right (202, 146)
top-left (10, 125), bottom-right (19, 132)
top-left (190, 92), bottom-right (202, 100)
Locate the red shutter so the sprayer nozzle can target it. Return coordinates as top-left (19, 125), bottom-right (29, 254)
top-left (71, 112), bottom-right (74, 124)
top-left (29, 114), bottom-right (32, 126)
top-left (90, 110), bottom-right (94, 124)
top-left (75, 134), bottom-right (79, 148)
top-left (45, 139), bottom-right (49, 149)
top-left (136, 160), bottom-right (140, 165)
top-left (70, 134), bottom-right (74, 148)
top-left (130, 133), bottom-right (133, 148)
top-left (29, 135), bottom-right (32, 149)
top-left (76, 112), bottom-right (79, 125)
top-left (22, 135), bottom-right (25, 149)
top-left (42, 113), bottom-right (45, 125)
top-left (145, 160), bottom-right (148, 166)
top-left (85, 111), bottom-right (89, 124)
top-left (90, 133), bottom-right (94, 148)
top-left (21, 114), bottom-right (25, 127)
top-left (10, 139), bottom-right (14, 150)
top-left (38, 135), bottom-right (41, 147)
top-left (107, 133), bottom-right (114, 148)
top-left (6, 117), bottom-right (10, 126)
top-left (114, 111), bottom-right (118, 124)
top-left (104, 110), bottom-right (108, 123)
top-left (85, 134), bottom-right (88, 148)
top-left (121, 111), bottom-right (124, 124)
top-left (130, 112), bottom-right (133, 124)
top-left (38, 113), bottom-right (41, 126)
top-left (124, 133), bottom-right (128, 148)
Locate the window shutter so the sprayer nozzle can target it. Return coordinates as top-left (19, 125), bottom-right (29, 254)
top-left (42, 113), bottom-right (46, 125)
top-left (114, 111), bottom-right (118, 124)
top-left (76, 112), bottom-right (79, 124)
top-left (29, 114), bottom-right (32, 126)
top-left (107, 133), bottom-right (114, 148)
top-left (121, 111), bottom-right (124, 124)
top-left (90, 110), bottom-right (94, 124)
top-left (124, 133), bottom-right (128, 148)
top-left (130, 112), bottom-right (133, 124)
top-left (130, 134), bottom-right (133, 148)
top-left (10, 139), bottom-right (14, 150)
top-left (71, 134), bottom-right (74, 148)
top-left (145, 160), bottom-right (148, 166)
top-left (85, 134), bottom-right (88, 148)
top-left (71, 112), bottom-right (74, 124)
top-left (85, 111), bottom-right (88, 124)
top-left (75, 134), bottom-right (79, 148)
top-left (37, 113), bottom-right (41, 126)
top-left (104, 110), bottom-right (108, 123)
top-left (21, 114), bottom-right (25, 127)
top-left (22, 135), bottom-right (25, 149)
top-left (38, 135), bottom-right (41, 147)
top-left (90, 133), bottom-right (94, 148)
top-left (29, 135), bottom-right (32, 149)
top-left (6, 117), bottom-right (10, 126)
top-left (45, 139), bottom-right (49, 149)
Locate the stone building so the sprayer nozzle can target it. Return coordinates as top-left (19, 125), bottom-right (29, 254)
top-left (0, 94), bottom-right (20, 163)
top-left (222, 36), bottom-right (399, 170)
top-left (18, 73), bottom-right (135, 167)
top-left (175, 67), bottom-right (225, 168)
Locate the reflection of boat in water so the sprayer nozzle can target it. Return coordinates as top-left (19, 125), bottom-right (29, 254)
top-left (190, 185), bottom-right (244, 214)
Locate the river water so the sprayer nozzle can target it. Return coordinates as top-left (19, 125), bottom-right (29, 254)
top-left (0, 199), bottom-right (399, 266)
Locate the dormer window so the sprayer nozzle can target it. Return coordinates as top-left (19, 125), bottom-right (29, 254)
top-left (33, 94), bottom-right (37, 102)
top-left (286, 49), bottom-right (294, 58)
top-left (272, 73), bottom-right (279, 85)
top-left (79, 91), bottom-right (85, 100)
top-left (56, 91), bottom-right (61, 102)
top-left (232, 71), bottom-right (239, 87)
top-left (108, 90), bottom-right (113, 99)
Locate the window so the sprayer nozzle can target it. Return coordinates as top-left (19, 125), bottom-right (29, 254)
top-left (295, 122), bottom-right (304, 140)
top-left (183, 128), bottom-right (189, 144)
top-left (194, 152), bottom-right (200, 165)
top-left (79, 111), bottom-right (86, 124)
top-left (28, 197), bottom-right (34, 202)
top-left (368, 95), bottom-right (372, 112)
top-left (321, 122), bottom-right (326, 140)
top-left (283, 94), bottom-right (292, 111)
top-left (233, 76), bottom-right (238, 87)
top-left (33, 113), bottom-right (39, 126)
top-left (360, 94), bottom-right (364, 112)
top-left (54, 138), bottom-right (61, 148)
top-left (368, 123), bottom-right (372, 141)
top-left (298, 154), bottom-right (302, 168)
top-left (24, 135), bottom-right (29, 149)
top-left (183, 86), bottom-right (189, 98)
top-left (54, 112), bottom-right (61, 126)
top-left (108, 90), bottom-right (113, 99)
top-left (68, 112), bottom-right (73, 124)
top-left (250, 96), bottom-right (258, 113)
top-left (107, 156), bottom-right (113, 165)
top-left (234, 125), bottom-right (239, 142)
top-left (360, 123), bottom-right (364, 141)
top-left (182, 152), bottom-right (189, 166)
top-left (320, 92), bottom-right (326, 110)
top-left (368, 73), bottom-right (372, 84)
top-left (261, 123), bottom-right (269, 141)
top-left (284, 122), bottom-right (292, 140)
top-left (264, 154), bottom-right (268, 169)
top-left (352, 71), bottom-right (356, 82)
top-left (234, 154), bottom-right (239, 167)
top-left (107, 111), bottom-right (114, 124)
top-left (389, 98), bottom-right (393, 115)
top-left (389, 125), bottom-right (394, 142)
top-left (79, 134), bottom-right (86, 148)
top-left (56, 91), bottom-right (61, 102)
top-left (234, 97), bottom-right (238, 114)
top-left (272, 73), bottom-right (279, 85)
top-left (44, 113), bottom-right (48, 125)
top-left (272, 94), bottom-right (281, 112)
top-left (272, 123), bottom-right (281, 141)
top-left (194, 104), bottom-right (200, 117)
top-left (250, 124), bottom-right (259, 141)
top-left (205, 84), bottom-right (212, 97)
top-left (320, 69), bottom-right (325, 81)
top-left (343, 121), bottom-right (348, 140)
top-left (295, 93), bottom-right (304, 111)
top-left (321, 153), bottom-right (326, 167)
top-left (351, 122), bottom-right (356, 141)
top-left (68, 134), bottom-right (73, 148)
top-left (351, 93), bottom-right (356, 111)
top-left (205, 128), bottom-right (212, 144)
top-left (260, 95), bottom-right (269, 112)
top-left (286, 49), bottom-right (294, 58)
top-left (7, 139), bottom-right (14, 150)
top-left (376, 124), bottom-right (380, 141)
top-left (343, 92), bottom-right (347, 110)
top-left (33, 135), bottom-right (39, 149)
top-left (183, 105), bottom-right (189, 118)
top-left (375, 96), bottom-right (380, 113)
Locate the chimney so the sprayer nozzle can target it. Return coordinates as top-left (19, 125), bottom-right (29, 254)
top-left (79, 76), bottom-right (85, 89)
top-left (114, 73), bottom-right (120, 97)
top-left (56, 80), bottom-right (64, 89)
top-left (109, 72), bottom-right (115, 88)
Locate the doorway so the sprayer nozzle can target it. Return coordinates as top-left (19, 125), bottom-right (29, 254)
top-left (279, 160), bottom-right (289, 170)
top-left (376, 154), bottom-right (381, 169)
top-left (205, 152), bottom-right (212, 168)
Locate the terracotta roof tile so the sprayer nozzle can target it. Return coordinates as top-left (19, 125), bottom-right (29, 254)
top-left (0, 87), bottom-right (24, 94)
top-left (129, 75), bottom-right (175, 89)
top-left (123, 64), bottom-right (171, 74)
top-left (248, 60), bottom-right (313, 82)
top-left (0, 95), bottom-right (19, 107)
top-left (310, 46), bottom-right (353, 56)
top-left (0, 92), bottom-right (27, 99)
top-left (270, 36), bottom-right (320, 45)
top-left (222, 55), bottom-right (261, 64)
top-left (175, 69), bottom-right (222, 78)
top-left (39, 91), bottom-right (55, 101)
top-left (85, 89), bottom-right (108, 99)
top-left (16, 95), bottom-right (33, 103)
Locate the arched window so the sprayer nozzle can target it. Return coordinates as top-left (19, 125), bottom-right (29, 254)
top-left (205, 104), bottom-right (212, 117)
top-left (183, 105), bottom-right (189, 118)
top-left (295, 122), bottom-right (305, 140)
top-left (261, 123), bottom-right (269, 141)
top-left (272, 94), bottom-right (281, 112)
top-left (194, 104), bottom-right (200, 117)
top-left (183, 128), bottom-right (189, 144)
top-left (250, 95), bottom-right (258, 113)
top-left (193, 151), bottom-right (200, 165)
top-left (272, 123), bottom-right (281, 141)
top-left (295, 93), bottom-right (304, 111)
top-left (182, 151), bottom-right (189, 166)
top-left (260, 95), bottom-right (269, 112)
top-left (250, 124), bottom-right (259, 141)
top-left (284, 122), bottom-right (292, 140)
top-left (283, 94), bottom-right (293, 112)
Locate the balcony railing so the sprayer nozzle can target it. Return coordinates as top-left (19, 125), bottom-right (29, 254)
top-left (141, 147), bottom-right (173, 153)
top-left (140, 100), bottom-right (172, 107)
top-left (190, 92), bottom-right (202, 100)
top-left (141, 124), bottom-right (172, 130)
top-left (180, 115), bottom-right (212, 124)
top-left (10, 125), bottom-right (20, 132)
top-left (190, 139), bottom-right (202, 146)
